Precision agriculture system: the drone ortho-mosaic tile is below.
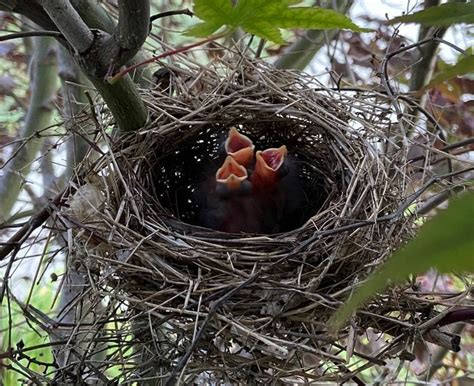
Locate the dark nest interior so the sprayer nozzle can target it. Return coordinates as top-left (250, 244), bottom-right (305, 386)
top-left (55, 56), bottom-right (462, 384)
top-left (150, 119), bottom-right (329, 233)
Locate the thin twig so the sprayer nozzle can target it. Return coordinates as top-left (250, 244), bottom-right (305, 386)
top-left (150, 9), bottom-right (193, 23)
top-left (408, 137), bottom-right (474, 164)
top-left (0, 30), bottom-right (64, 42)
top-left (292, 167), bottom-right (473, 255)
top-left (108, 32), bottom-right (227, 83)
top-left (165, 272), bottom-right (262, 385)
top-left (0, 186), bottom-right (73, 262)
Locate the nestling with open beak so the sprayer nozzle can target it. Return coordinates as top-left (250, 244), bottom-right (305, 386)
top-left (224, 127), bottom-right (255, 167)
top-left (215, 155), bottom-right (251, 197)
top-left (249, 145), bottom-right (290, 233)
top-left (197, 155), bottom-right (263, 233)
top-left (251, 145), bottom-right (288, 190)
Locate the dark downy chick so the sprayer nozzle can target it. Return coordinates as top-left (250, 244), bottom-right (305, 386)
top-left (250, 146), bottom-right (289, 233)
top-left (197, 156), bottom-right (263, 233)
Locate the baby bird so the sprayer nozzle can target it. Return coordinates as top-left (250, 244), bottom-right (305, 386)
top-left (198, 155), bottom-right (263, 233)
top-left (250, 146), bottom-right (290, 233)
top-left (224, 127), bottom-right (255, 167)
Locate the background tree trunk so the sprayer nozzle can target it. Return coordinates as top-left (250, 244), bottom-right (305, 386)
top-left (0, 36), bottom-right (58, 219)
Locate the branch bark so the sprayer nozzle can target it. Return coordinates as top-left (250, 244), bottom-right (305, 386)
top-left (38, 0), bottom-right (148, 132)
top-left (70, 0), bottom-right (152, 86)
top-left (114, 0), bottom-right (150, 67)
top-left (70, 0), bottom-right (116, 32)
top-left (40, 0), bottom-right (93, 53)
top-left (40, 0), bottom-right (150, 72)
top-left (0, 0), bottom-right (57, 30)
top-left (3, 0), bottom-right (149, 132)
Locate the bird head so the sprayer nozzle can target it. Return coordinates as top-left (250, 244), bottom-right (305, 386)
top-left (252, 145), bottom-right (288, 189)
top-left (224, 127), bottom-right (255, 167)
top-left (215, 155), bottom-right (251, 197)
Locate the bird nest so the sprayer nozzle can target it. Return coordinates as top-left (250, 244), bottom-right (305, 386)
top-left (57, 57), bottom-right (440, 384)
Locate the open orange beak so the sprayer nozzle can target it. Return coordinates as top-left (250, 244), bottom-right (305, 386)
top-left (251, 145), bottom-right (288, 188)
top-left (225, 127), bottom-right (255, 167)
top-left (216, 155), bottom-right (250, 193)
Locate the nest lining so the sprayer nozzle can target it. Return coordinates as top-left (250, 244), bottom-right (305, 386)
top-left (62, 57), bottom-right (423, 382)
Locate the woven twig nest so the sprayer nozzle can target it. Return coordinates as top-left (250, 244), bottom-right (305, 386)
top-left (63, 57), bottom-right (423, 383)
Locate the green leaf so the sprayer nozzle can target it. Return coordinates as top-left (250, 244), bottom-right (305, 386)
top-left (427, 55), bottom-right (474, 88)
top-left (241, 20), bottom-right (285, 44)
top-left (186, 21), bottom-right (226, 37)
top-left (388, 2), bottom-right (474, 26)
top-left (273, 7), bottom-right (368, 31)
top-left (187, 0), bottom-right (370, 43)
top-left (329, 194), bottom-right (474, 331)
top-left (194, 0), bottom-right (234, 25)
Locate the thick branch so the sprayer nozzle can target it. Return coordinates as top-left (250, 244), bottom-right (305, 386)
top-left (46, 0), bottom-right (150, 130)
top-left (70, 0), bottom-right (152, 85)
top-left (70, 0), bottom-right (116, 32)
top-left (0, 0), bottom-right (56, 30)
top-left (114, 0), bottom-right (150, 65)
top-left (40, 0), bottom-right (94, 53)
top-left (81, 0), bottom-right (150, 78)
top-left (5, 0), bottom-right (148, 132)
top-left (45, 0), bottom-right (149, 77)
top-left (425, 324), bottom-right (465, 380)
top-left (90, 76), bottom-right (148, 132)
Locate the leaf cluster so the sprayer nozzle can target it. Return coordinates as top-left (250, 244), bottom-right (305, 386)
top-left (187, 0), bottom-right (369, 43)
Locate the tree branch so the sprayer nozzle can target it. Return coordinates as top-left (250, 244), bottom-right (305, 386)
top-left (425, 323), bottom-right (466, 380)
top-left (0, 186), bottom-right (73, 262)
top-left (5, 0), bottom-right (149, 132)
top-left (70, 0), bottom-right (116, 32)
top-left (409, 0), bottom-right (446, 94)
top-left (70, 0), bottom-right (152, 86)
top-left (0, 30), bottom-right (63, 42)
top-left (150, 8), bottom-right (193, 23)
top-left (41, 0), bottom-right (150, 77)
top-left (113, 0), bottom-right (150, 68)
top-left (40, 0), bottom-right (94, 53)
top-left (0, 0), bottom-right (57, 30)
